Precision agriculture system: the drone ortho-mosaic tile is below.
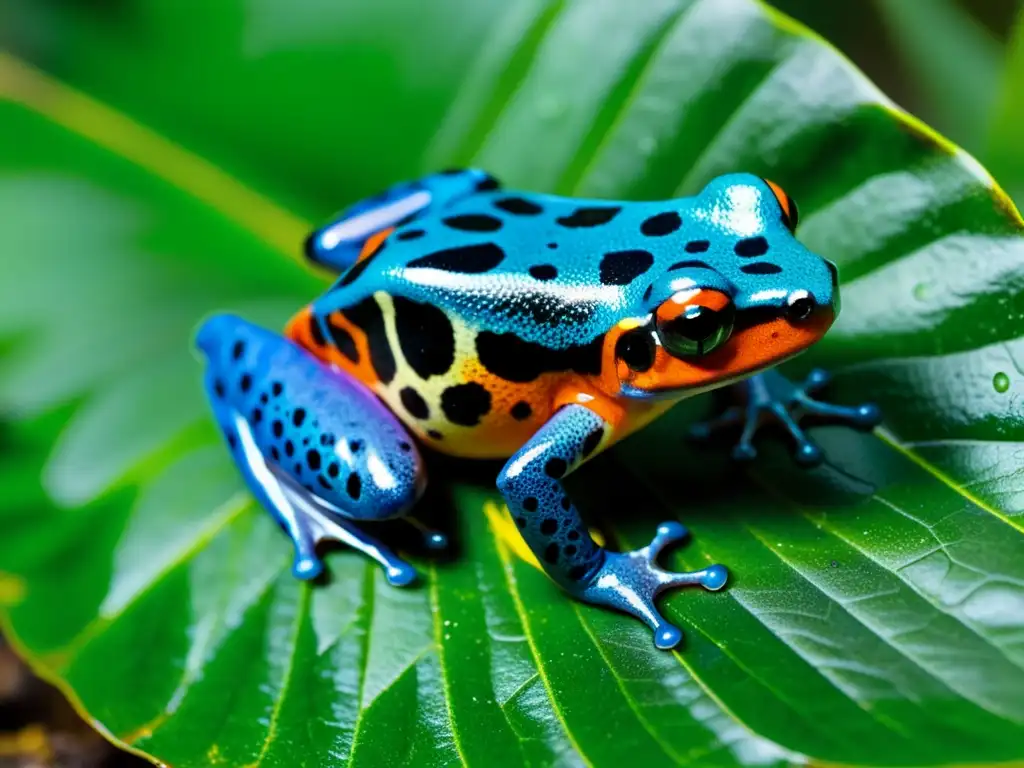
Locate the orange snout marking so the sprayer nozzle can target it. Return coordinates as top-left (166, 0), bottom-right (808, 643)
top-left (605, 298), bottom-right (834, 395)
top-left (358, 226), bottom-right (394, 262)
top-left (696, 309), bottom-right (832, 383)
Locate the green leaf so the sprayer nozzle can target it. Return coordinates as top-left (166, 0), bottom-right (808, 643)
top-left (2, 1), bottom-right (1024, 766)
top-left (872, 0), bottom-right (1003, 154)
top-left (989, 7), bottom-right (1024, 206)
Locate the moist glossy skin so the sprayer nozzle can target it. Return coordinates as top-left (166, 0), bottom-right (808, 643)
top-left (286, 172), bottom-right (838, 460)
top-left (197, 169), bottom-right (872, 650)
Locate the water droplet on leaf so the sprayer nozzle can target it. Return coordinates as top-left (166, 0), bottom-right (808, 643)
top-left (993, 372), bottom-right (1010, 393)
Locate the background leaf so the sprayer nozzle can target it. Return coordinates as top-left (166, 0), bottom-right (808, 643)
top-left (1, 1), bottom-right (1024, 766)
top-left (989, 6), bottom-right (1024, 206)
top-left (871, 0), bottom-right (1003, 156)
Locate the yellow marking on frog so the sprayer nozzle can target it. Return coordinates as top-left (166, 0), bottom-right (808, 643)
top-left (0, 573), bottom-right (26, 606)
top-left (375, 293), bottom-right (505, 453)
top-left (483, 500), bottom-right (605, 573)
top-left (616, 317), bottom-right (647, 331)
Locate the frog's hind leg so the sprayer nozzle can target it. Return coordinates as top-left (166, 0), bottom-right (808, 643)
top-left (195, 313), bottom-right (432, 585)
top-left (304, 168), bottom-right (501, 272)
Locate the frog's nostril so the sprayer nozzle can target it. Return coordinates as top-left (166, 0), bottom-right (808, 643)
top-left (785, 290), bottom-right (816, 324)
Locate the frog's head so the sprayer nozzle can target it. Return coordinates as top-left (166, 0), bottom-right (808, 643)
top-left (605, 173), bottom-right (839, 399)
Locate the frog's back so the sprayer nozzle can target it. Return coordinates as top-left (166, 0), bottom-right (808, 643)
top-left (286, 183), bottom-right (796, 457)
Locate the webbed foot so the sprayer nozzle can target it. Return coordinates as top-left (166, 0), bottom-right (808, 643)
top-left (689, 369), bottom-right (881, 466)
top-left (579, 522), bottom-right (727, 650)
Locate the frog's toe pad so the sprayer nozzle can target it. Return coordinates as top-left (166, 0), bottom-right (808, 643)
top-left (579, 521), bottom-right (728, 650)
top-left (794, 441), bottom-right (824, 466)
top-left (655, 624), bottom-right (684, 650)
top-left (700, 564), bottom-right (729, 591)
top-left (425, 531), bottom-right (449, 551)
top-left (292, 555), bottom-right (324, 581)
top-left (385, 562), bottom-right (419, 587)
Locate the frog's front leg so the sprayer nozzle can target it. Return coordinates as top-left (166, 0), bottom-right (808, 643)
top-left (195, 313), bottom-right (436, 585)
top-left (690, 369), bottom-right (882, 466)
top-left (497, 405), bottom-right (727, 650)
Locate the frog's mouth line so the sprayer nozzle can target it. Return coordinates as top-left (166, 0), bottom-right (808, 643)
top-left (618, 308), bottom-right (834, 400)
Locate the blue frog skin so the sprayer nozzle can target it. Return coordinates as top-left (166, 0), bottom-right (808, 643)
top-left (195, 169), bottom-right (881, 650)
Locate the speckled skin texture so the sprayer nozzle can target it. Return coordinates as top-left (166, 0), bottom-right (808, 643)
top-left (195, 168), bottom-right (880, 649)
top-left (196, 315), bottom-right (428, 584)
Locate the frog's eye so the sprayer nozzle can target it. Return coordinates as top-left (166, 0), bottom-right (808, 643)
top-left (764, 179), bottom-right (799, 233)
top-left (615, 327), bottom-right (657, 372)
top-left (656, 289), bottom-right (735, 358)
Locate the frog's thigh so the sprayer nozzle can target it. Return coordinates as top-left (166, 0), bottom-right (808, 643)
top-left (496, 404), bottom-right (608, 589)
top-left (195, 313), bottom-right (426, 585)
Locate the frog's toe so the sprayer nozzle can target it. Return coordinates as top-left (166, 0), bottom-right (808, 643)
top-left (700, 564), bottom-right (729, 591)
top-left (579, 521), bottom-right (728, 650)
top-left (649, 521), bottom-right (688, 557)
top-left (425, 531), bottom-right (449, 551)
top-left (795, 440), bottom-right (824, 467)
top-left (292, 554), bottom-right (324, 581)
top-left (794, 390), bottom-right (882, 430)
top-left (405, 517), bottom-right (450, 551)
top-left (801, 367), bottom-right (831, 392)
top-left (694, 371), bottom-right (882, 467)
top-left (731, 442), bottom-right (758, 462)
top-left (791, 368), bottom-right (882, 430)
top-left (654, 623), bottom-right (684, 651)
top-left (688, 406), bottom-right (742, 442)
top-left (385, 561), bottom-right (419, 587)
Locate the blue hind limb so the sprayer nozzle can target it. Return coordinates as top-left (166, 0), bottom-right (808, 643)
top-left (195, 313), bottom-right (437, 585)
top-left (497, 404), bottom-right (728, 651)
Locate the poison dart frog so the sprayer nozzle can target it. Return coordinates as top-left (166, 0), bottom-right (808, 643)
top-left (195, 169), bottom-right (880, 650)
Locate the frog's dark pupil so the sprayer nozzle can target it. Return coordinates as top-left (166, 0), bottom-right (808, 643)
top-left (658, 302), bottom-right (734, 358)
top-left (676, 305), bottom-right (721, 341)
top-left (615, 329), bottom-right (655, 372)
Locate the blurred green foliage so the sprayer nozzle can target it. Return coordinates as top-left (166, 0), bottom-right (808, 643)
top-left (776, 0), bottom-right (1024, 204)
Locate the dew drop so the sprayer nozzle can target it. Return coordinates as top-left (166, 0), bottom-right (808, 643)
top-left (912, 282), bottom-right (930, 301)
top-left (993, 372), bottom-right (1010, 393)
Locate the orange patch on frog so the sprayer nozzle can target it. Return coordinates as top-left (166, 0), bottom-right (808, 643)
top-left (359, 226), bottom-right (394, 262)
top-left (447, 358), bottom-right (563, 457)
top-left (284, 305), bottom-right (381, 389)
top-left (604, 306), bottom-right (833, 395)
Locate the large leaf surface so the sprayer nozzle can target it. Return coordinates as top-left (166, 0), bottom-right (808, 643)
top-left (1, 1), bottom-right (1024, 766)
